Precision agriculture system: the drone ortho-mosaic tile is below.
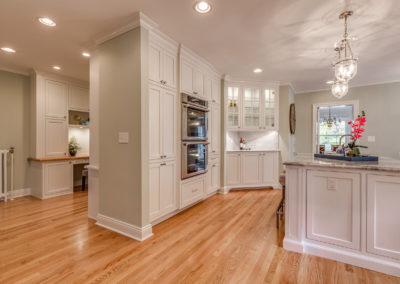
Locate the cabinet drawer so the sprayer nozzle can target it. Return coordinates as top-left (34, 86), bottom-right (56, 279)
top-left (181, 177), bottom-right (205, 208)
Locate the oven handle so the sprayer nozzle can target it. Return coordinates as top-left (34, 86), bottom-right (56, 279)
top-left (182, 142), bottom-right (210, 146)
top-left (182, 103), bottom-right (209, 112)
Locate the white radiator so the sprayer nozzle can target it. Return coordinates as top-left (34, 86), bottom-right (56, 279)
top-left (0, 148), bottom-right (14, 201)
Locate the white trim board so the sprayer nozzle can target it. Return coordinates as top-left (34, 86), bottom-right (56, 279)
top-left (96, 214), bottom-right (153, 242)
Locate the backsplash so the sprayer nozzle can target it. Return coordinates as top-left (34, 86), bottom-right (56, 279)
top-left (226, 131), bottom-right (278, 150)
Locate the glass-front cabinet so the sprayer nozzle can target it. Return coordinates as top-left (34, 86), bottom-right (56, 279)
top-left (227, 83), bottom-right (278, 131)
top-left (243, 87), bottom-right (260, 129)
top-left (227, 86), bottom-right (240, 129)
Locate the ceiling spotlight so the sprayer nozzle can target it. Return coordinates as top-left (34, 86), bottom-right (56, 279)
top-left (194, 1), bottom-right (212, 14)
top-left (1, 47), bottom-right (16, 53)
top-left (82, 52), bottom-right (91, 57)
top-left (38, 17), bottom-right (56, 27)
top-left (53, 66), bottom-right (61, 70)
top-left (253, 68), bottom-right (263, 74)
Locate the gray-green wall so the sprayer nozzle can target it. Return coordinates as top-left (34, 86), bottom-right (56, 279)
top-left (0, 70), bottom-right (30, 191)
top-left (295, 82), bottom-right (400, 158)
top-left (98, 27), bottom-right (149, 227)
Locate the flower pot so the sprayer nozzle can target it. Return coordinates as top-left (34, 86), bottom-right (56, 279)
top-left (69, 150), bottom-right (77, 157)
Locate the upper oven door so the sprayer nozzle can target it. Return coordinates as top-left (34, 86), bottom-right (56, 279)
top-left (182, 104), bottom-right (208, 141)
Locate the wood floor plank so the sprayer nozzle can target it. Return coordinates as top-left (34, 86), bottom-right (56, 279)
top-left (0, 190), bottom-right (399, 283)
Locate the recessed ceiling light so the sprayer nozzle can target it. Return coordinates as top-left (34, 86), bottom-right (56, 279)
top-left (38, 17), bottom-right (56, 27)
top-left (1, 47), bottom-right (16, 53)
top-left (53, 66), bottom-right (61, 70)
top-left (253, 68), bottom-right (263, 73)
top-left (82, 52), bottom-right (91, 57)
top-left (194, 1), bottom-right (212, 13)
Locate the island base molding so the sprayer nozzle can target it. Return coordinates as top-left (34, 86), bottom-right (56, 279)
top-left (96, 214), bottom-right (153, 242)
top-left (284, 238), bottom-right (400, 277)
top-left (283, 163), bottom-right (400, 278)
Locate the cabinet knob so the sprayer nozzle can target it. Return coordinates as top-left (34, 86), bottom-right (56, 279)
top-left (160, 162), bottom-right (166, 166)
top-left (64, 116), bottom-right (67, 119)
top-left (192, 188), bottom-right (198, 193)
top-left (64, 153), bottom-right (67, 156)
top-left (193, 91), bottom-right (198, 95)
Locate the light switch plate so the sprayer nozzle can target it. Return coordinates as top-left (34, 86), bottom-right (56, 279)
top-left (367, 136), bottom-right (375, 142)
top-left (118, 132), bottom-right (129, 144)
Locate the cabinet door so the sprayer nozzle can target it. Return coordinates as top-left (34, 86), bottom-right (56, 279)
top-left (367, 175), bottom-right (400, 260)
top-left (203, 75), bottom-right (212, 100)
top-left (211, 163), bottom-right (220, 191)
top-left (262, 88), bottom-right (277, 129)
top-left (243, 87), bottom-right (261, 129)
top-left (211, 78), bottom-right (221, 104)
top-left (193, 69), bottom-right (204, 97)
top-left (149, 161), bottom-right (177, 221)
top-left (44, 161), bottom-right (72, 197)
top-left (149, 85), bottom-right (162, 160)
top-left (45, 79), bottom-right (68, 118)
top-left (163, 49), bottom-right (177, 90)
top-left (161, 89), bottom-right (176, 159)
top-left (69, 85), bottom-right (89, 111)
top-left (306, 170), bottom-right (361, 250)
top-left (227, 86), bottom-right (240, 129)
top-left (210, 104), bottom-right (220, 155)
top-left (227, 153), bottom-right (241, 185)
top-left (149, 43), bottom-right (163, 85)
top-left (181, 59), bottom-right (194, 94)
top-left (262, 152), bottom-right (276, 185)
top-left (45, 118), bottom-right (68, 157)
top-left (241, 153), bottom-right (262, 185)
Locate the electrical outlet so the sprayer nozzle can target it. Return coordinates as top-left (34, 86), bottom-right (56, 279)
top-left (118, 132), bottom-right (129, 144)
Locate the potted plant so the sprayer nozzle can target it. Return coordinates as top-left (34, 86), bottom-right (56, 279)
top-left (348, 111), bottom-right (367, 157)
top-left (69, 136), bottom-right (80, 156)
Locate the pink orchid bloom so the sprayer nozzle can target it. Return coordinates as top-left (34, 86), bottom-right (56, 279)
top-left (357, 134), bottom-right (362, 138)
top-left (348, 121), bottom-right (353, 125)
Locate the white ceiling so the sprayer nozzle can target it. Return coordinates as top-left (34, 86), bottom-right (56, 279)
top-left (1, 0), bottom-right (399, 92)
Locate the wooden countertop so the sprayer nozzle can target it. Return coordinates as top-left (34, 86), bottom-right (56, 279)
top-left (28, 156), bottom-right (89, 162)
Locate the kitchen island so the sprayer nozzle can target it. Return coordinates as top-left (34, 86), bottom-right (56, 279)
top-left (283, 155), bottom-right (400, 277)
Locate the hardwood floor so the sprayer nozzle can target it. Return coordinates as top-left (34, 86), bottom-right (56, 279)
top-left (0, 190), bottom-right (399, 284)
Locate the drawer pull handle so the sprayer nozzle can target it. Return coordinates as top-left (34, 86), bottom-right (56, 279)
top-left (160, 163), bottom-right (167, 166)
top-left (192, 188), bottom-right (198, 193)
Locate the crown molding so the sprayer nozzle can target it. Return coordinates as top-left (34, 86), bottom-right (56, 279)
top-left (223, 75), bottom-right (280, 86)
top-left (180, 45), bottom-right (223, 78)
top-left (0, 65), bottom-right (30, 76)
top-left (32, 69), bottom-right (89, 86)
top-left (94, 12), bottom-right (159, 46)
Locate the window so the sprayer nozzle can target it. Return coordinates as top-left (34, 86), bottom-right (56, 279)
top-left (313, 102), bottom-right (358, 153)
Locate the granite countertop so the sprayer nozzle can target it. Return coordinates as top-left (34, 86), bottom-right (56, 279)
top-left (226, 149), bottom-right (280, 152)
top-left (284, 154), bottom-right (400, 172)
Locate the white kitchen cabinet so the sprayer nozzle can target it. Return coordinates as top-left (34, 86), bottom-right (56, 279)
top-left (149, 41), bottom-right (177, 90)
top-left (261, 152), bottom-right (278, 185)
top-left (181, 175), bottom-right (205, 208)
top-left (193, 69), bottom-right (204, 97)
top-left (204, 75), bottom-right (212, 101)
top-left (181, 58), bottom-right (195, 95)
top-left (226, 151), bottom-right (279, 189)
top-left (69, 85), bottom-right (89, 111)
top-left (209, 104), bottom-right (221, 155)
top-left (211, 77), bottom-right (221, 104)
top-left (241, 152), bottom-right (262, 185)
top-left (226, 83), bottom-right (279, 131)
top-left (45, 118), bottom-right (68, 157)
top-left (306, 170), bottom-right (361, 250)
top-left (149, 160), bottom-right (177, 222)
top-left (29, 160), bottom-right (73, 199)
top-left (367, 174), bottom-right (400, 260)
top-left (149, 84), bottom-right (176, 161)
top-left (45, 79), bottom-right (68, 119)
top-left (206, 157), bottom-right (220, 195)
top-left (227, 153), bottom-right (241, 186)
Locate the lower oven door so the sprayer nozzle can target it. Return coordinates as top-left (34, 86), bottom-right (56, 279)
top-left (181, 142), bottom-right (208, 179)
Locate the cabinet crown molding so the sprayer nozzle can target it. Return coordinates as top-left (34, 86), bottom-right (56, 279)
top-left (93, 12), bottom-right (159, 46)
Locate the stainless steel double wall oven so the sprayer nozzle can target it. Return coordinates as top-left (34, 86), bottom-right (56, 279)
top-left (181, 93), bottom-right (209, 179)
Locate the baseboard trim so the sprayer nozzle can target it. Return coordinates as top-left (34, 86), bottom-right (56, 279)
top-left (283, 238), bottom-right (304, 253)
top-left (7, 188), bottom-right (31, 199)
top-left (96, 214), bottom-right (153, 242)
top-left (217, 186), bottom-right (230, 195)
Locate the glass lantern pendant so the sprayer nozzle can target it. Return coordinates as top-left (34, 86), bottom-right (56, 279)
top-left (331, 80), bottom-right (348, 99)
top-left (333, 11), bottom-right (358, 82)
